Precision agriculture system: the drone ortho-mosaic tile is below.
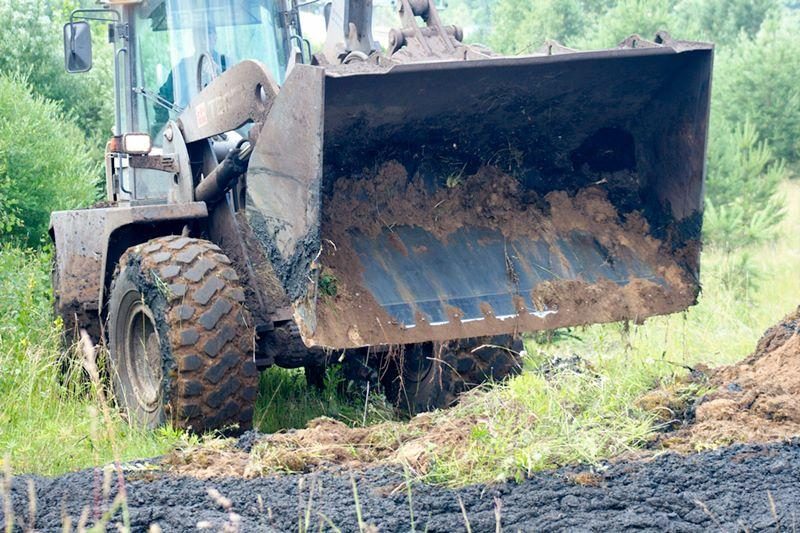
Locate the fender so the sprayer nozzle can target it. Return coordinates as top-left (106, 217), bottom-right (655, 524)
top-left (50, 203), bottom-right (207, 337)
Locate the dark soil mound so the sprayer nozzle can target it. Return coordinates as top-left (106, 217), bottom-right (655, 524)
top-left (3, 440), bottom-right (799, 531)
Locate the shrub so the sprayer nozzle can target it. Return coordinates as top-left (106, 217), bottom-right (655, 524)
top-left (575, 0), bottom-right (672, 48)
top-left (489, 0), bottom-right (586, 53)
top-left (0, 0), bottom-right (114, 141)
top-left (712, 15), bottom-right (800, 168)
top-left (703, 118), bottom-right (786, 294)
top-left (485, 0), bottom-right (780, 53)
top-left (0, 73), bottom-right (98, 245)
top-left (671, 0), bottom-right (779, 46)
top-left (704, 118), bottom-right (786, 252)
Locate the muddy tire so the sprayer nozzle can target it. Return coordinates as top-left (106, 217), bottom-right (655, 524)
top-left (107, 236), bottom-right (259, 433)
top-left (381, 336), bottom-right (524, 415)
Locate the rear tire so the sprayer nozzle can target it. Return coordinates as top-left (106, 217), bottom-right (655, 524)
top-left (381, 336), bottom-right (523, 415)
top-left (107, 236), bottom-right (259, 433)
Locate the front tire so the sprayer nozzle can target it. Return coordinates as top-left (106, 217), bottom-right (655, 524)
top-left (107, 236), bottom-right (259, 433)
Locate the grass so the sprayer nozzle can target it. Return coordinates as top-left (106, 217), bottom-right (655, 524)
top-left (254, 366), bottom-right (394, 434)
top-left (0, 246), bottom-right (185, 475)
top-left (0, 182), bottom-right (798, 482)
top-left (317, 272), bottom-right (339, 298)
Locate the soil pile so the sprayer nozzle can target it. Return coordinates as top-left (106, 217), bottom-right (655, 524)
top-left (324, 162), bottom-right (658, 247)
top-left (163, 414), bottom-right (475, 479)
top-left (660, 307), bottom-right (800, 450)
top-left (311, 161), bottom-right (696, 346)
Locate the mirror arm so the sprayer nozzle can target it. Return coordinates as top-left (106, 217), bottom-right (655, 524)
top-left (68, 7), bottom-right (122, 50)
top-left (69, 7), bottom-right (121, 26)
top-left (113, 47), bottom-right (128, 137)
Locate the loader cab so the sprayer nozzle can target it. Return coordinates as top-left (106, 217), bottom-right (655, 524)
top-left (130, 0), bottom-right (291, 141)
top-left (65, 0), bottom-right (295, 203)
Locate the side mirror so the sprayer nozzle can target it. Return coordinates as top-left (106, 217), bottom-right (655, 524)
top-left (63, 21), bottom-right (92, 73)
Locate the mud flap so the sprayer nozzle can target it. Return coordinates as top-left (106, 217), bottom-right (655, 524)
top-left (246, 44), bottom-right (713, 348)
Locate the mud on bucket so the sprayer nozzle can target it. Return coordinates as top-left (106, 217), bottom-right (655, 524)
top-left (245, 42), bottom-right (713, 349)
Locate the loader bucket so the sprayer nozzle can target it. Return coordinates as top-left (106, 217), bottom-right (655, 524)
top-left (246, 41), bottom-right (713, 349)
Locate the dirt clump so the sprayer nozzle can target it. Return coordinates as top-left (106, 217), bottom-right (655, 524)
top-left (657, 307), bottom-right (800, 450)
top-left (325, 162), bottom-right (549, 242)
top-left (246, 413), bottom-right (479, 476)
top-left (311, 161), bottom-right (697, 347)
top-left (245, 417), bottom-right (405, 475)
top-left (161, 413), bottom-right (476, 479)
top-left (162, 438), bottom-right (250, 480)
top-left (636, 367), bottom-right (711, 430)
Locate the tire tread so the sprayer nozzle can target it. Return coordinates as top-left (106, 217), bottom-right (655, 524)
top-left (114, 237), bottom-right (258, 433)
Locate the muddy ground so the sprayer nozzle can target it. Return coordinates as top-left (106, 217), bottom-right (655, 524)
top-left (3, 311), bottom-right (799, 531)
top-left (2, 440), bottom-right (799, 531)
top-left (647, 306), bottom-right (800, 451)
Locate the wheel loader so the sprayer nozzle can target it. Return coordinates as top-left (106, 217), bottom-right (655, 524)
top-left (53, 0), bottom-right (713, 432)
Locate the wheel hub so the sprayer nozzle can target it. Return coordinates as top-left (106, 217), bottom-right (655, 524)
top-left (124, 303), bottom-right (163, 413)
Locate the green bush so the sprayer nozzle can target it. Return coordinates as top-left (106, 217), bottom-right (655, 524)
top-left (0, 73), bottom-right (98, 245)
top-left (704, 119), bottom-right (786, 252)
top-left (489, 0), bottom-right (586, 53)
top-left (712, 15), bottom-right (800, 168)
top-left (486, 0), bottom-right (781, 52)
top-left (0, 0), bottom-right (114, 141)
top-left (576, 0), bottom-right (672, 48)
top-left (671, 0), bottom-right (779, 46)
top-left (703, 118), bottom-right (786, 294)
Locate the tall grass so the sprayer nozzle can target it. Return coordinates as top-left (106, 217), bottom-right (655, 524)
top-left (0, 246), bottom-right (183, 475)
top-left (255, 367), bottom-right (394, 434)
